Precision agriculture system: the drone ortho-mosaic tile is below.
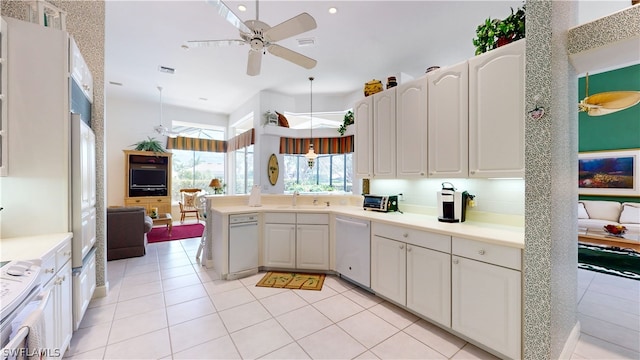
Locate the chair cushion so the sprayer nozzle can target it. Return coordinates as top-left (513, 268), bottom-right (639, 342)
top-left (578, 202), bottom-right (589, 219)
top-left (619, 203), bottom-right (640, 224)
top-left (580, 200), bottom-right (621, 223)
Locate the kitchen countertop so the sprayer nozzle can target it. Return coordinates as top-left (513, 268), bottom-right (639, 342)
top-left (0, 232), bottom-right (73, 262)
top-left (210, 204), bottom-right (524, 249)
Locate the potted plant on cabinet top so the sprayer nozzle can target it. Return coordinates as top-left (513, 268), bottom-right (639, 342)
top-left (473, 4), bottom-right (525, 55)
top-left (132, 137), bottom-right (167, 153)
top-left (337, 110), bottom-right (354, 136)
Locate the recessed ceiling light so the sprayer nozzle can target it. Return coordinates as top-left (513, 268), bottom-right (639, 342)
top-left (238, 4), bottom-right (247, 12)
top-left (109, 81), bottom-right (123, 86)
top-left (199, 97), bottom-right (208, 101)
top-left (328, 7), bottom-right (337, 14)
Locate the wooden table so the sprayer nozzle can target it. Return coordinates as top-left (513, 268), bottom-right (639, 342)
top-left (578, 228), bottom-right (640, 252)
top-left (152, 213), bottom-right (173, 236)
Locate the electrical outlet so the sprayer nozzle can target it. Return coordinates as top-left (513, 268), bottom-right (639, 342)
top-left (398, 193), bottom-right (404, 201)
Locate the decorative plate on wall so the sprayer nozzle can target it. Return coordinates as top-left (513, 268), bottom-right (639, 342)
top-left (268, 154), bottom-right (279, 186)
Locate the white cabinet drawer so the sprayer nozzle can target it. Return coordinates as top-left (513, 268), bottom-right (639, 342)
top-left (372, 222), bottom-right (450, 253)
top-left (264, 212), bottom-right (296, 224)
top-left (452, 237), bottom-right (521, 270)
top-left (56, 240), bottom-right (72, 268)
top-left (40, 253), bottom-right (57, 285)
top-left (296, 213), bottom-right (329, 225)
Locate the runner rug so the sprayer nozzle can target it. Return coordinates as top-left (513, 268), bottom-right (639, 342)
top-left (578, 243), bottom-right (640, 280)
top-left (256, 272), bottom-right (325, 291)
top-left (147, 223), bottom-right (204, 243)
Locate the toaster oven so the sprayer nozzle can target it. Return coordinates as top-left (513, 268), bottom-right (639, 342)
top-left (363, 195), bottom-right (399, 212)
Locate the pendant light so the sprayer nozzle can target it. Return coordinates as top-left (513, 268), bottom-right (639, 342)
top-left (304, 76), bottom-right (318, 168)
top-left (579, 73), bottom-right (640, 116)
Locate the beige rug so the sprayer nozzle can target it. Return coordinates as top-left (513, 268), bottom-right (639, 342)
top-left (256, 272), bottom-right (325, 291)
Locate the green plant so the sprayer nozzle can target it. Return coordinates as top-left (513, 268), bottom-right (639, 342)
top-left (473, 4), bottom-right (525, 55)
top-left (337, 110), bottom-right (354, 136)
top-left (132, 137), bottom-right (167, 152)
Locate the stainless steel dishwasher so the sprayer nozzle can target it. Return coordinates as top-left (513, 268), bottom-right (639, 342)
top-left (228, 213), bottom-right (259, 277)
top-left (335, 216), bottom-right (371, 288)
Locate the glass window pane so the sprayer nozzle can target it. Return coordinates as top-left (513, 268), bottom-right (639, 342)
top-left (235, 150), bottom-right (246, 194)
top-left (171, 149), bottom-right (224, 201)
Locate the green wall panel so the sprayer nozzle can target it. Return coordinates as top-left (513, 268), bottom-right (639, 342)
top-left (578, 64), bottom-right (640, 152)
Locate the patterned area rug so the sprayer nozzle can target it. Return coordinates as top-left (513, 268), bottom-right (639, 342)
top-left (256, 272), bottom-right (325, 291)
top-left (147, 223), bottom-right (204, 243)
top-left (578, 243), bottom-right (640, 280)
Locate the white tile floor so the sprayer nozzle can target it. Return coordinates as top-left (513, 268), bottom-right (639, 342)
top-left (64, 237), bottom-right (639, 359)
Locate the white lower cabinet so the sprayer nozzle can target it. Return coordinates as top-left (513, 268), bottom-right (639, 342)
top-left (406, 244), bottom-right (451, 327)
top-left (371, 223), bottom-right (451, 327)
top-left (371, 235), bottom-right (406, 304)
top-left (264, 223), bottom-right (296, 268)
top-left (263, 213), bottom-right (329, 270)
top-left (451, 237), bottom-right (522, 359)
top-left (41, 257), bottom-right (73, 359)
top-left (296, 224), bottom-right (329, 270)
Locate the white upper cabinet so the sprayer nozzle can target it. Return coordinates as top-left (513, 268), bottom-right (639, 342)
top-left (427, 61), bottom-right (469, 178)
top-left (396, 77), bottom-right (428, 178)
top-left (468, 39), bottom-right (526, 178)
top-left (373, 88), bottom-right (396, 178)
top-left (354, 96), bottom-right (373, 178)
top-left (69, 37), bottom-right (93, 103)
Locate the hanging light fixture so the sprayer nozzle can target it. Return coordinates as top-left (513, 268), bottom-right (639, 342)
top-left (154, 86), bottom-right (179, 137)
top-left (579, 72), bottom-right (640, 116)
top-left (304, 76), bottom-right (318, 168)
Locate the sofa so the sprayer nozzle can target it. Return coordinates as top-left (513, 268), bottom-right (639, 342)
top-left (107, 207), bottom-right (153, 260)
top-left (578, 200), bottom-right (640, 234)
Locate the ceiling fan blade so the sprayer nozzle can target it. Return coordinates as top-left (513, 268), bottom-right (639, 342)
top-left (205, 0), bottom-right (252, 34)
top-left (247, 50), bottom-right (262, 76)
top-left (264, 12), bottom-right (317, 42)
top-left (267, 44), bottom-right (317, 69)
top-left (186, 39), bottom-right (246, 48)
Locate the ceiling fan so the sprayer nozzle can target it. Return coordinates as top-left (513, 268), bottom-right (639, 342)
top-left (154, 86), bottom-right (179, 138)
top-left (579, 73), bottom-right (640, 116)
top-left (186, 0), bottom-right (317, 76)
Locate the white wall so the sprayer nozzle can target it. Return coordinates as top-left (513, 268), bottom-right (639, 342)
top-left (105, 93), bottom-right (227, 206)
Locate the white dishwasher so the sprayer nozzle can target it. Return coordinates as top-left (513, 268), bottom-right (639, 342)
top-left (228, 213), bottom-right (259, 278)
top-left (335, 216), bottom-right (371, 288)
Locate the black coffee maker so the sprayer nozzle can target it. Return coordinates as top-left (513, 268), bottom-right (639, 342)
top-left (437, 182), bottom-right (469, 223)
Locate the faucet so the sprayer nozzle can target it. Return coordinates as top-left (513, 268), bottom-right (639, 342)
top-left (292, 191), bottom-right (299, 207)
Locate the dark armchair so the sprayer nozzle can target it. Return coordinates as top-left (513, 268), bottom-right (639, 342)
top-left (107, 206), bottom-right (153, 261)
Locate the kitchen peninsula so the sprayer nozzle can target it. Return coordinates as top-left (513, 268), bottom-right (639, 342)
top-left (206, 194), bottom-right (524, 359)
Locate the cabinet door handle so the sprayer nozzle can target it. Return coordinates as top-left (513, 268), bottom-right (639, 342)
top-left (135, 200), bottom-right (141, 203)
top-left (478, 249), bottom-right (485, 255)
top-left (470, 170), bottom-right (476, 175)
top-left (420, 172), bottom-right (425, 176)
top-left (452, 259), bottom-right (459, 265)
top-left (399, 244), bottom-right (404, 249)
top-left (407, 246), bottom-right (412, 252)
top-left (403, 233), bottom-right (408, 238)
top-left (157, 199), bottom-right (162, 202)
top-left (45, 267), bottom-right (55, 274)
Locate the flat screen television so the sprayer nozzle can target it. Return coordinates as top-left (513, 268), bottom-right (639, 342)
top-left (130, 167), bottom-right (167, 189)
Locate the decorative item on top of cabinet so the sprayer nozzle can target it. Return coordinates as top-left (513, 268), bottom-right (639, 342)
top-left (337, 110), bottom-right (354, 136)
top-left (386, 76), bottom-right (397, 89)
top-left (364, 79), bottom-right (383, 97)
top-left (472, 4), bottom-right (525, 55)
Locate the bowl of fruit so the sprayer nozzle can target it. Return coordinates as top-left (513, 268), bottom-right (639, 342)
top-left (603, 224), bottom-right (627, 237)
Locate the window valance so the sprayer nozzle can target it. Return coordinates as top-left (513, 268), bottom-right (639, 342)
top-left (279, 135), bottom-right (354, 155)
top-left (166, 136), bottom-right (227, 152)
top-left (227, 129), bottom-right (255, 152)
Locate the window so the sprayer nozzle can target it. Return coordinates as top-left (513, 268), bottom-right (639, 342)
top-left (283, 153), bottom-right (352, 193)
top-left (170, 124), bottom-right (225, 201)
top-left (234, 145), bottom-right (254, 194)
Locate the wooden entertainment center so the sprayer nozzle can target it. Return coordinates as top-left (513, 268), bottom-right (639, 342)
top-left (123, 150), bottom-right (172, 217)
